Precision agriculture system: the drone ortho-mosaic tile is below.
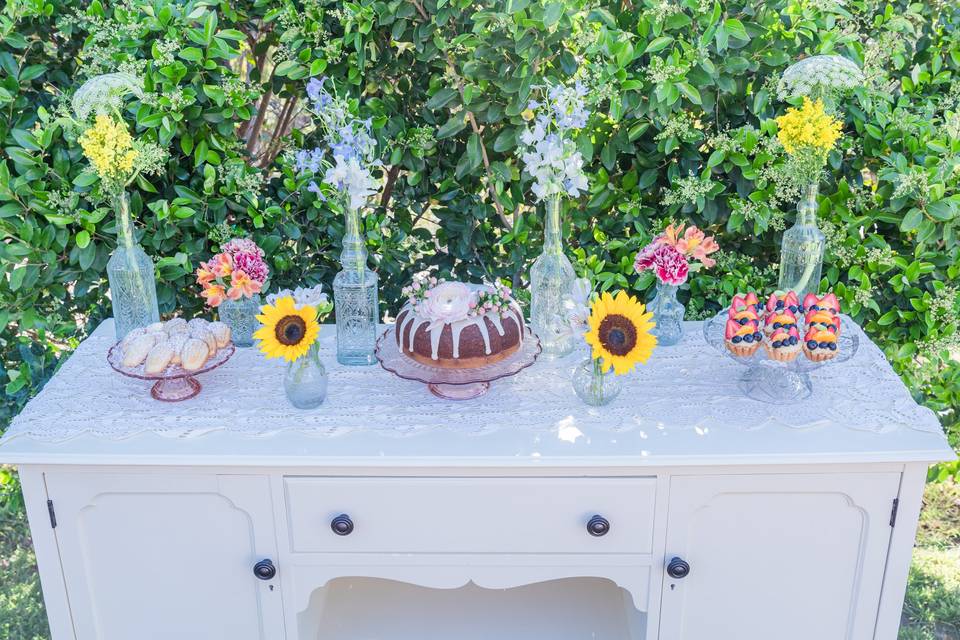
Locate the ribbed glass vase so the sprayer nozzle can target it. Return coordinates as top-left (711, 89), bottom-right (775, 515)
top-left (284, 344), bottom-right (328, 409)
top-left (530, 196), bottom-right (576, 358)
top-left (333, 206), bottom-right (379, 366)
top-left (106, 192), bottom-right (159, 340)
top-left (648, 282), bottom-right (684, 346)
top-left (218, 294), bottom-right (261, 348)
top-left (777, 183), bottom-right (825, 300)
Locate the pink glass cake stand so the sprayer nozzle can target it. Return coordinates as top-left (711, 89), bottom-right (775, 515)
top-left (703, 312), bottom-right (859, 404)
top-left (375, 328), bottom-right (541, 400)
top-left (107, 342), bottom-right (235, 402)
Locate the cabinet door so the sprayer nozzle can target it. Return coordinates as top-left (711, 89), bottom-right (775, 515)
top-left (659, 472), bottom-right (899, 640)
top-left (44, 472), bottom-right (284, 640)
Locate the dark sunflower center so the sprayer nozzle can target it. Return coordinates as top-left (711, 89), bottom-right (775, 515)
top-left (275, 315), bottom-right (307, 346)
top-left (598, 314), bottom-right (637, 356)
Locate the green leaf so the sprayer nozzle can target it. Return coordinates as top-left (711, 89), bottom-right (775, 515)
top-left (179, 47), bottom-right (204, 62)
top-left (723, 18), bottom-right (749, 41)
top-left (426, 88), bottom-right (458, 110)
top-left (644, 36), bottom-right (674, 54)
top-left (75, 230), bottom-right (91, 249)
top-left (435, 115), bottom-right (467, 139)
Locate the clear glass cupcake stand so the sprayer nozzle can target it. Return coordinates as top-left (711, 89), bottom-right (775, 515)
top-left (703, 312), bottom-right (859, 404)
top-left (107, 342), bottom-right (235, 402)
top-left (375, 328), bottom-right (541, 400)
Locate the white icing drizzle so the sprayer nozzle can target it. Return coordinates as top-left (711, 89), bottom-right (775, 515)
top-left (397, 300), bottom-right (521, 360)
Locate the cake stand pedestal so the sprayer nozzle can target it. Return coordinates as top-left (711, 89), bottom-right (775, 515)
top-left (107, 342), bottom-right (235, 402)
top-left (703, 312), bottom-right (859, 404)
top-left (375, 328), bottom-right (541, 400)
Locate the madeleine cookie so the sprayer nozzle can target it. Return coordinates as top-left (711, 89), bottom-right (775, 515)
top-left (121, 334), bottom-right (156, 368)
top-left (180, 338), bottom-right (210, 371)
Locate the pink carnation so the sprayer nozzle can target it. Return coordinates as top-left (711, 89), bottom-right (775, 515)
top-left (232, 251), bottom-right (268, 285)
top-left (222, 238), bottom-right (264, 258)
top-left (634, 243), bottom-right (689, 285)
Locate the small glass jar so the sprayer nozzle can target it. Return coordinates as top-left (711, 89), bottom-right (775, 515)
top-left (284, 344), bottom-right (328, 409)
top-left (572, 357), bottom-right (621, 406)
top-left (648, 281), bottom-right (684, 346)
top-left (218, 294), bottom-right (261, 348)
top-left (778, 183), bottom-right (825, 300)
top-left (333, 206), bottom-right (380, 365)
top-left (530, 195), bottom-right (576, 358)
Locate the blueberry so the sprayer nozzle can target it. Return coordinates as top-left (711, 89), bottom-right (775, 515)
top-left (811, 305), bottom-right (820, 311)
top-left (773, 322), bottom-right (781, 329)
top-left (828, 342), bottom-right (837, 351)
top-left (739, 318), bottom-right (749, 325)
top-left (790, 336), bottom-right (798, 345)
top-left (788, 305), bottom-right (798, 313)
top-left (776, 300), bottom-right (784, 308)
top-left (807, 340), bottom-right (818, 350)
top-left (744, 334), bottom-right (754, 343)
top-left (773, 340), bottom-right (782, 348)
top-left (819, 341), bottom-right (829, 349)
top-left (754, 332), bottom-right (762, 340)
top-left (732, 335), bottom-right (742, 344)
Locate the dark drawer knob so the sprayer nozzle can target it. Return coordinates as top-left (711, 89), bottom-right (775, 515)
top-left (253, 559), bottom-right (276, 581)
top-left (667, 556), bottom-right (690, 579)
top-left (331, 513), bottom-right (354, 536)
top-left (586, 514), bottom-right (610, 537)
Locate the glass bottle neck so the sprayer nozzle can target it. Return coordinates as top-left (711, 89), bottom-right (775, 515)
top-left (543, 197), bottom-right (563, 253)
top-left (114, 192), bottom-right (136, 251)
top-left (340, 206), bottom-right (368, 274)
top-left (797, 183), bottom-right (819, 226)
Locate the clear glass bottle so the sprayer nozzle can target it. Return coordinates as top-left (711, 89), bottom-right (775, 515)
top-left (572, 357), bottom-right (622, 406)
top-left (107, 192), bottom-right (159, 340)
top-left (333, 206), bottom-right (379, 365)
top-left (218, 294), bottom-right (261, 348)
top-left (530, 196), bottom-right (576, 358)
top-left (648, 282), bottom-right (684, 346)
top-left (284, 344), bottom-right (328, 409)
top-left (778, 183), bottom-right (825, 299)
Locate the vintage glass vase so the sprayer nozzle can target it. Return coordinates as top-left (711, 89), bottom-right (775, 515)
top-left (778, 183), bottom-right (825, 299)
top-left (530, 196), bottom-right (576, 358)
top-left (333, 206), bottom-right (379, 366)
top-left (648, 282), bottom-right (684, 346)
top-left (107, 192), bottom-right (159, 339)
top-left (572, 358), bottom-right (622, 406)
top-left (284, 344), bottom-right (328, 409)
top-left (217, 295), bottom-right (261, 348)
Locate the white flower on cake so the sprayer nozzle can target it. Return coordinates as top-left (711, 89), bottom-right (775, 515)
top-left (419, 281), bottom-right (474, 330)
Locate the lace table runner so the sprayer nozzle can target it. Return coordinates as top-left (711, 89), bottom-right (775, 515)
top-left (1, 319), bottom-right (944, 443)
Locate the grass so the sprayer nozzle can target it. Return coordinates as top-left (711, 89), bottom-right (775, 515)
top-left (0, 474), bottom-right (957, 639)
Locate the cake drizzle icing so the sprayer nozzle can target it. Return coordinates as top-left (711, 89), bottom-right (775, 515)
top-left (399, 301), bottom-right (523, 360)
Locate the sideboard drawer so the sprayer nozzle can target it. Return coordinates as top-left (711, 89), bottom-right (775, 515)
top-left (283, 477), bottom-right (657, 554)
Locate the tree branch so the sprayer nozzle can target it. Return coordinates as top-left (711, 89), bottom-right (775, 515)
top-left (409, 0), bottom-right (429, 21)
top-left (380, 164), bottom-right (402, 208)
top-left (246, 87), bottom-right (273, 154)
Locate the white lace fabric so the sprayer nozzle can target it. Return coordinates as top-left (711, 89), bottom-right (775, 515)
top-left (0, 319), bottom-right (945, 443)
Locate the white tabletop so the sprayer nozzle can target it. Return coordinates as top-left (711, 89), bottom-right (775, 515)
top-left (0, 319), bottom-right (953, 468)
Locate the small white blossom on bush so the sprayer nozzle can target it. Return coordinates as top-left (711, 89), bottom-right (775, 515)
top-left (517, 80), bottom-right (590, 200)
top-left (71, 72), bottom-right (143, 121)
top-left (777, 55), bottom-right (865, 102)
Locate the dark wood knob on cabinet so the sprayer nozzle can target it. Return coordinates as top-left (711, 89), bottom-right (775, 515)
top-left (667, 557), bottom-right (690, 579)
top-left (586, 514), bottom-right (610, 537)
top-left (331, 513), bottom-right (354, 536)
top-left (253, 559), bottom-right (276, 580)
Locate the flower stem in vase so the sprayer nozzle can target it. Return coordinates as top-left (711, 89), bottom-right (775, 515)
top-left (333, 206), bottom-right (379, 366)
top-left (107, 191), bottom-right (159, 339)
top-left (778, 183), bottom-right (825, 299)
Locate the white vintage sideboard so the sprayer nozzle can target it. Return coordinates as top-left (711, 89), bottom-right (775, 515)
top-left (0, 319), bottom-right (955, 640)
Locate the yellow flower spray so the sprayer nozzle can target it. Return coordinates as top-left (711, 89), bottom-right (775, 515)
top-left (775, 97), bottom-right (843, 185)
top-left (78, 114), bottom-right (139, 189)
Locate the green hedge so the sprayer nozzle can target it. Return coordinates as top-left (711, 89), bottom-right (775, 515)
top-left (0, 0), bottom-right (957, 477)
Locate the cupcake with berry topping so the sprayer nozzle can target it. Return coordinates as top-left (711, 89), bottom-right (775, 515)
top-left (725, 318), bottom-right (762, 356)
top-left (764, 309), bottom-right (799, 336)
top-left (765, 291), bottom-right (801, 316)
top-left (803, 327), bottom-right (839, 362)
top-left (804, 309), bottom-right (841, 334)
top-left (765, 326), bottom-right (801, 362)
top-left (801, 292), bottom-right (839, 315)
top-left (730, 292), bottom-right (763, 319)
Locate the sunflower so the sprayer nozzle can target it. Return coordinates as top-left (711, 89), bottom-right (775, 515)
top-left (254, 296), bottom-right (320, 362)
top-left (584, 291), bottom-right (657, 375)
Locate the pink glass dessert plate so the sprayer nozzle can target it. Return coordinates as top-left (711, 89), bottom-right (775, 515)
top-left (107, 342), bottom-right (235, 402)
top-left (703, 312), bottom-right (859, 404)
top-left (375, 328), bottom-right (541, 400)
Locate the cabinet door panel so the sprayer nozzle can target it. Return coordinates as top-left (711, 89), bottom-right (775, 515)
top-left (659, 472), bottom-right (899, 640)
top-left (45, 472), bottom-right (283, 640)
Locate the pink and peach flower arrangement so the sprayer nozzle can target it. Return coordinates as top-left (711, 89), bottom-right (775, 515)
top-left (196, 238), bottom-right (269, 307)
top-left (634, 222), bottom-right (719, 286)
